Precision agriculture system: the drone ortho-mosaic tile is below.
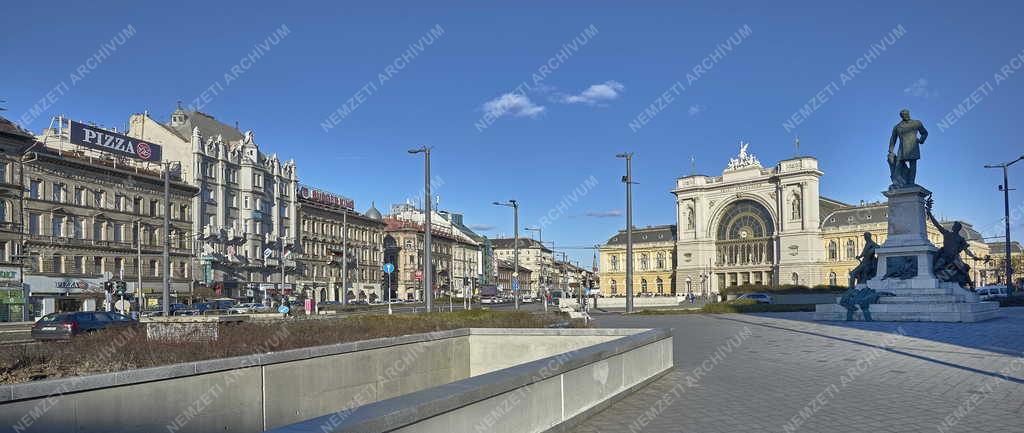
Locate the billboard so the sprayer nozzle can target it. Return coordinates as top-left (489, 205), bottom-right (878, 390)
top-left (297, 185), bottom-right (354, 209)
top-left (68, 120), bottom-right (163, 162)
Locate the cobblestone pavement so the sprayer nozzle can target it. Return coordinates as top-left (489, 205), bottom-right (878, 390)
top-left (571, 309), bottom-right (1024, 433)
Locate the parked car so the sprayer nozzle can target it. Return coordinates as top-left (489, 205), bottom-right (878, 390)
top-left (32, 311), bottom-right (137, 341)
top-left (481, 297), bottom-right (496, 305)
top-left (736, 293), bottom-right (773, 304)
top-left (521, 297), bottom-right (535, 304)
top-left (228, 303), bottom-right (267, 314)
top-left (977, 285), bottom-right (1009, 301)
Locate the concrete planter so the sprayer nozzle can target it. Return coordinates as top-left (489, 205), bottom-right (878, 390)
top-left (0, 327), bottom-right (672, 433)
top-left (142, 315), bottom-right (247, 341)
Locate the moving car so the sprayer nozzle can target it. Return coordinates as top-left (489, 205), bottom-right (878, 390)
top-left (736, 293), bottom-right (773, 304)
top-left (32, 311), bottom-right (137, 341)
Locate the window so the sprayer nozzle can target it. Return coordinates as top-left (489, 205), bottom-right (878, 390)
top-left (115, 257), bottom-right (124, 276)
top-left (51, 255), bottom-right (63, 273)
top-left (610, 280), bottom-right (617, 295)
top-left (74, 187), bottom-right (86, 206)
top-left (0, 201), bottom-right (6, 222)
top-left (207, 163), bottom-right (216, 179)
top-left (150, 200), bottom-right (159, 216)
top-left (254, 174), bottom-right (263, 188)
top-left (656, 252), bottom-right (666, 269)
top-left (29, 180), bottom-right (41, 199)
top-left (791, 272), bottom-right (800, 285)
top-left (243, 195), bottom-right (250, 209)
top-left (133, 197), bottom-right (142, 214)
top-left (150, 260), bottom-right (159, 277)
top-left (846, 240), bottom-right (856, 259)
top-left (53, 183), bottom-right (68, 202)
top-left (94, 257), bottom-right (104, 274)
top-left (113, 223), bottom-right (123, 242)
top-left (71, 217), bottom-right (83, 239)
top-left (93, 220), bottom-right (103, 240)
top-left (610, 255), bottom-right (619, 271)
top-left (828, 241), bottom-right (838, 260)
top-left (115, 195), bottom-right (125, 211)
top-left (73, 256), bottom-right (84, 273)
top-left (828, 272), bottom-right (838, 286)
top-left (52, 215), bottom-right (65, 237)
top-left (641, 278), bottom-right (648, 293)
top-left (640, 253), bottom-right (649, 271)
top-left (94, 190), bottom-right (104, 208)
top-left (0, 162), bottom-right (6, 183)
top-left (227, 168), bottom-right (237, 183)
top-left (657, 277), bottom-right (664, 294)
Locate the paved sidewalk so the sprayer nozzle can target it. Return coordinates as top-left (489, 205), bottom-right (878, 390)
top-left (572, 309), bottom-right (1024, 433)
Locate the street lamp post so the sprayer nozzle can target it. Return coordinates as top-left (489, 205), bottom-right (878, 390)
top-left (616, 152), bottom-right (635, 313)
top-left (985, 154), bottom-right (1024, 295)
top-left (524, 226), bottom-right (547, 312)
top-left (408, 146), bottom-right (433, 312)
top-left (493, 200), bottom-right (519, 310)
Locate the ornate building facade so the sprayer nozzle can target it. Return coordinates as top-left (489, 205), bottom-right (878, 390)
top-left (597, 144), bottom-right (996, 297)
top-left (598, 225), bottom-right (676, 297)
top-left (673, 145), bottom-right (825, 294)
top-left (296, 186), bottom-right (385, 302)
top-left (129, 106), bottom-right (299, 297)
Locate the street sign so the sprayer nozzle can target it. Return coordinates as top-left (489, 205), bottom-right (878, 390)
top-left (278, 305), bottom-right (290, 314)
top-left (512, 278), bottom-right (520, 292)
top-left (383, 263), bottom-right (395, 274)
top-left (263, 248), bottom-right (273, 259)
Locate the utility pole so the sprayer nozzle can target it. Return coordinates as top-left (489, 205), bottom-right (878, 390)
top-left (136, 220), bottom-right (143, 311)
top-left (409, 146), bottom-right (433, 312)
top-left (986, 155), bottom-right (1024, 294)
top-left (525, 226), bottom-right (547, 311)
top-left (340, 210), bottom-right (348, 305)
top-left (616, 152), bottom-right (635, 313)
top-left (494, 200), bottom-right (519, 310)
top-left (162, 162), bottom-right (171, 317)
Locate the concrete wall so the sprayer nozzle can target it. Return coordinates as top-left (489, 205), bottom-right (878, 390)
top-left (1, 328), bottom-right (671, 433)
top-left (0, 329), bottom-right (471, 433)
top-left (269, 328), bottom-right (674, 433)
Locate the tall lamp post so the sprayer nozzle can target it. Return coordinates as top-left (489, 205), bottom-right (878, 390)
top-left (616, 152), bottom-right (635, 313)
top-left (985, 154), bottom-right (1024, 295)
top-left (408, 146), bottom-right (433, 312)
top-left (493, 200), bottom-right (519, 310)
top-left (524, 226), bottom-right (547, 312)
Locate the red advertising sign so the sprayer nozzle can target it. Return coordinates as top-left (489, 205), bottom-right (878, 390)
top-left (297, 185), bottom-right (354, 209)
top-left (414, 270), bottom-right (423, 281)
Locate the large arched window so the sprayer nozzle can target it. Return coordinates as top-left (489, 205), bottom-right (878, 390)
top-left (828, 272), bottom-right (838, 286)
top-left (656, 277), bottom-right (664, 294)
top-left (846, 239), bottom-right (856, 259)
top-left (792, 272), bottom-right (800, 285)
top-left (828, 241), bottom-right (838, 260)
top-left (715, 200), bottom-right (775, 267)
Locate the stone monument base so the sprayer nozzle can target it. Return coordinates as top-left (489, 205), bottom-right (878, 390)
top-left (815, 278), bottom-right (1000, 322)
top-left (815, 185), bottom-right (1000, 323)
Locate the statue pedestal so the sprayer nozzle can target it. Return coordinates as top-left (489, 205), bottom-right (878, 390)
top-left (815, 186), bottom-right (999, 322)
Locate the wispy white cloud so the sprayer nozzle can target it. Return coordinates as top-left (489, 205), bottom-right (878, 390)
top-left (584, 209), bottom-right (623, 218)
top-left (482, 93), bottom-right (545, 118)
top-left (904, 78), bottom-right (936, 98)
top-left (563, 81), bottom-right (625, 105)
top-left (688, 104), bottom-right (706, 116)
top-left (467, 223), bottom-right (497, 231)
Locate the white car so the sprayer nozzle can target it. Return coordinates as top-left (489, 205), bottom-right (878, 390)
top-left (229, 303), bottom-right (267, 314)
top-left (977, 286), bottom-right (1008, 301)
top-left (736, 293), bottom-right (773, 304)
top-left (521, 297), bottom-right (535, 304)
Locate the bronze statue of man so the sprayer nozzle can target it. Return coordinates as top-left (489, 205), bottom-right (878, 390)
top-left (848, 232), bottom-right (879, 287)
top-left (888, 109), bottom-right (928, 189)
top-left (926, 198), bottom-right (985, 288)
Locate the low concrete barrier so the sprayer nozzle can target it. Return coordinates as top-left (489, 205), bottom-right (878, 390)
top-left (0, 328), bottom-right (671, 433)
top-left (268, 328), bottom-right (673, 433)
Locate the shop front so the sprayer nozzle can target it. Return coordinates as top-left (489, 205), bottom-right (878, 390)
top-left (24, 275), bottom-right (108, 319)
top-left (0, 266), bottom-right (25, 322)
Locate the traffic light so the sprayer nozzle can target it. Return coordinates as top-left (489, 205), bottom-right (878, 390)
top-left (116, 281), bottom-right (128, 295)
top-left (104, 281), bottom-right (115, 292)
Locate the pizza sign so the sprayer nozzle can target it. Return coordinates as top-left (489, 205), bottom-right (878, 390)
top-left (69, 120), bottom-right (163, 162)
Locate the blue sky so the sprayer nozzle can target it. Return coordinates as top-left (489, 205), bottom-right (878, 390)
top-left (3, 1), bottom-right (1024, 265)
